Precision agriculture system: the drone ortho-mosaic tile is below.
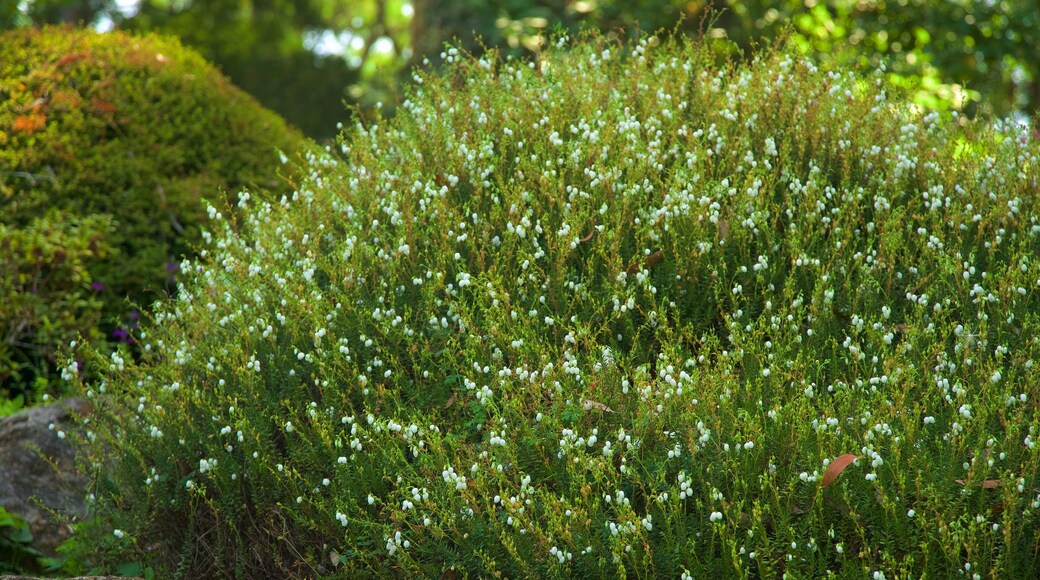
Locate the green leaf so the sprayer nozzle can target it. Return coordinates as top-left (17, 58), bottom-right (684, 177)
top-left (117, 561), bottom-right (143, 576)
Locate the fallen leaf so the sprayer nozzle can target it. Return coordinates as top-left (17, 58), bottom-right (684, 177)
top-left (92, 97), bottom-right (118, 115)
top-left (717, 218), bottom-right (730, 241)
top-left (579, 229), bottom-right (595, 243)
top-left (627, 249), bottom-right (664, 274)
top-left (57, 52), bottom-right (85, 67)
top-left (443, 391), bottom-right (458, 410)
top-left (329, 550), bottom-right (340, 566)
top-left (20, 97), bottom-right (46, 112)
top-left (955, 479), bottom-right (1002, 489)
top-left (582, 399), bottom-right (615, 413)
top-left (821, 454), bottom-right (859, 488)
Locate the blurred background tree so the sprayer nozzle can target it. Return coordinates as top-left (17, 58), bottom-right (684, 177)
top-left (411, 0), bottom-right (1038, 120)
top-left (2, 0), bottom-right (1036, 138)
top-left (1, 0), bottom-right (412, 139)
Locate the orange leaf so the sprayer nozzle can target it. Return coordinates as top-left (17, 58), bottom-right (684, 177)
top-left (579, 229), bottom-right (595, 243)
top-left (821, 454), bottom-right (859, 488)
top-left (955, 479), bottom-right (1002, 489)
top-left (12, 113), bottom-right (46, 134)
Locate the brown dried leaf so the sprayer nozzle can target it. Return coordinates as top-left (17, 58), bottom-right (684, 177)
top-left (626, 249), bottom-right (664, 274)
top-left (579, 229), bottom-right (595, 243)
top-left (645, 249), bottom-right (664, 268)
top-left (443, 391), bottom-right (458, 410)
top-left (329, 550), bottom-right (340, 566)
top-left (821, 454), bottom-right (859, 488)
top-left (955, 479), bottom-right (1002, 489)
top-left (57, 52), bottom-right (85, 67)
top-left (582, 399), bottom-right (615, 413)
top-left (717, 218), bottom-right (730, 241)
top-left (20, 97), bottom-right (46, 112)
top-left (92, 97), bottom-right (118, 115)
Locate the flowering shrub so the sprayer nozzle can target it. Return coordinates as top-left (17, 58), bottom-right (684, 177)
top-left (69, 34), bottom-right (1040, 577)
top-left (0, 26), bottom-right (310, 398)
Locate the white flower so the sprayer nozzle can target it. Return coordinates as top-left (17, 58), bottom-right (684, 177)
top-left (709, 511), bottom-right (723, 523)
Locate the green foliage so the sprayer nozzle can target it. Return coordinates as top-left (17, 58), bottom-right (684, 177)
top-left (8, 1), bottom-right (1036, 137)
top-left (0, 505), bottom-right (46, 574)
top-left (3, 0), bottom-right (407, 140)
top-left (116, 0), bottom-right (374, 140)
top-left (414, 0), bottom-right (1040, 117)
top-left (70, 34), bottom-right (1040, 577)
top-left (0, 26), bottom-right (311, 399)
top-left (727, 0), bottom-right (1040, 117)
top-left (0, 211), bottom-right (111, 397)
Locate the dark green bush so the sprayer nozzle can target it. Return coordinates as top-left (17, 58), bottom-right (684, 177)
top-left (0, 211), bottom-right (111, 402)
top-left (70, 35), bottom-right (1040, 577)
top-left (0, 26), bottom-right (311, 397)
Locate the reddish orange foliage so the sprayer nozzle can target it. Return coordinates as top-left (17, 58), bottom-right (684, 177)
top-left (12, 113), bottom-right (46, 134)
top-left (822, 454), bottom-right (860, 488)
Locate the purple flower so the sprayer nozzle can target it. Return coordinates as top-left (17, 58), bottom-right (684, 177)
top-left (112, 328), bottom-right (132, 344)
top-left (91, 281), bottom-right (105, 292)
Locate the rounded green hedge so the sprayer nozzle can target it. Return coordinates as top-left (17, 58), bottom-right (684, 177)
top-left (71, 36), bottom-right (1040, 577)
top-left (0, 26), bottom-right (311, 397)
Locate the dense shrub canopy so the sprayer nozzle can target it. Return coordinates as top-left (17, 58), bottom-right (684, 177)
top-left (72, 35), bottom-right (1040, 577)
top-left (0, 26), bottom-right (310, 396)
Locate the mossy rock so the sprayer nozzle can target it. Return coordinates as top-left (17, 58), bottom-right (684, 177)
top-left (0, 26), bottom-right (312, 395)
top-left (71, 36), bottom-right (1040, 577)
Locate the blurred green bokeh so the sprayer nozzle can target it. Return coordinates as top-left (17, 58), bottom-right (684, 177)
top-left (4, 1), bottom-right (1037, 135)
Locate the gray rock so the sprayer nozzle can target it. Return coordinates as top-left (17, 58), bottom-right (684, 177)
top-left (0, 398), bottom-right (91, 556)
